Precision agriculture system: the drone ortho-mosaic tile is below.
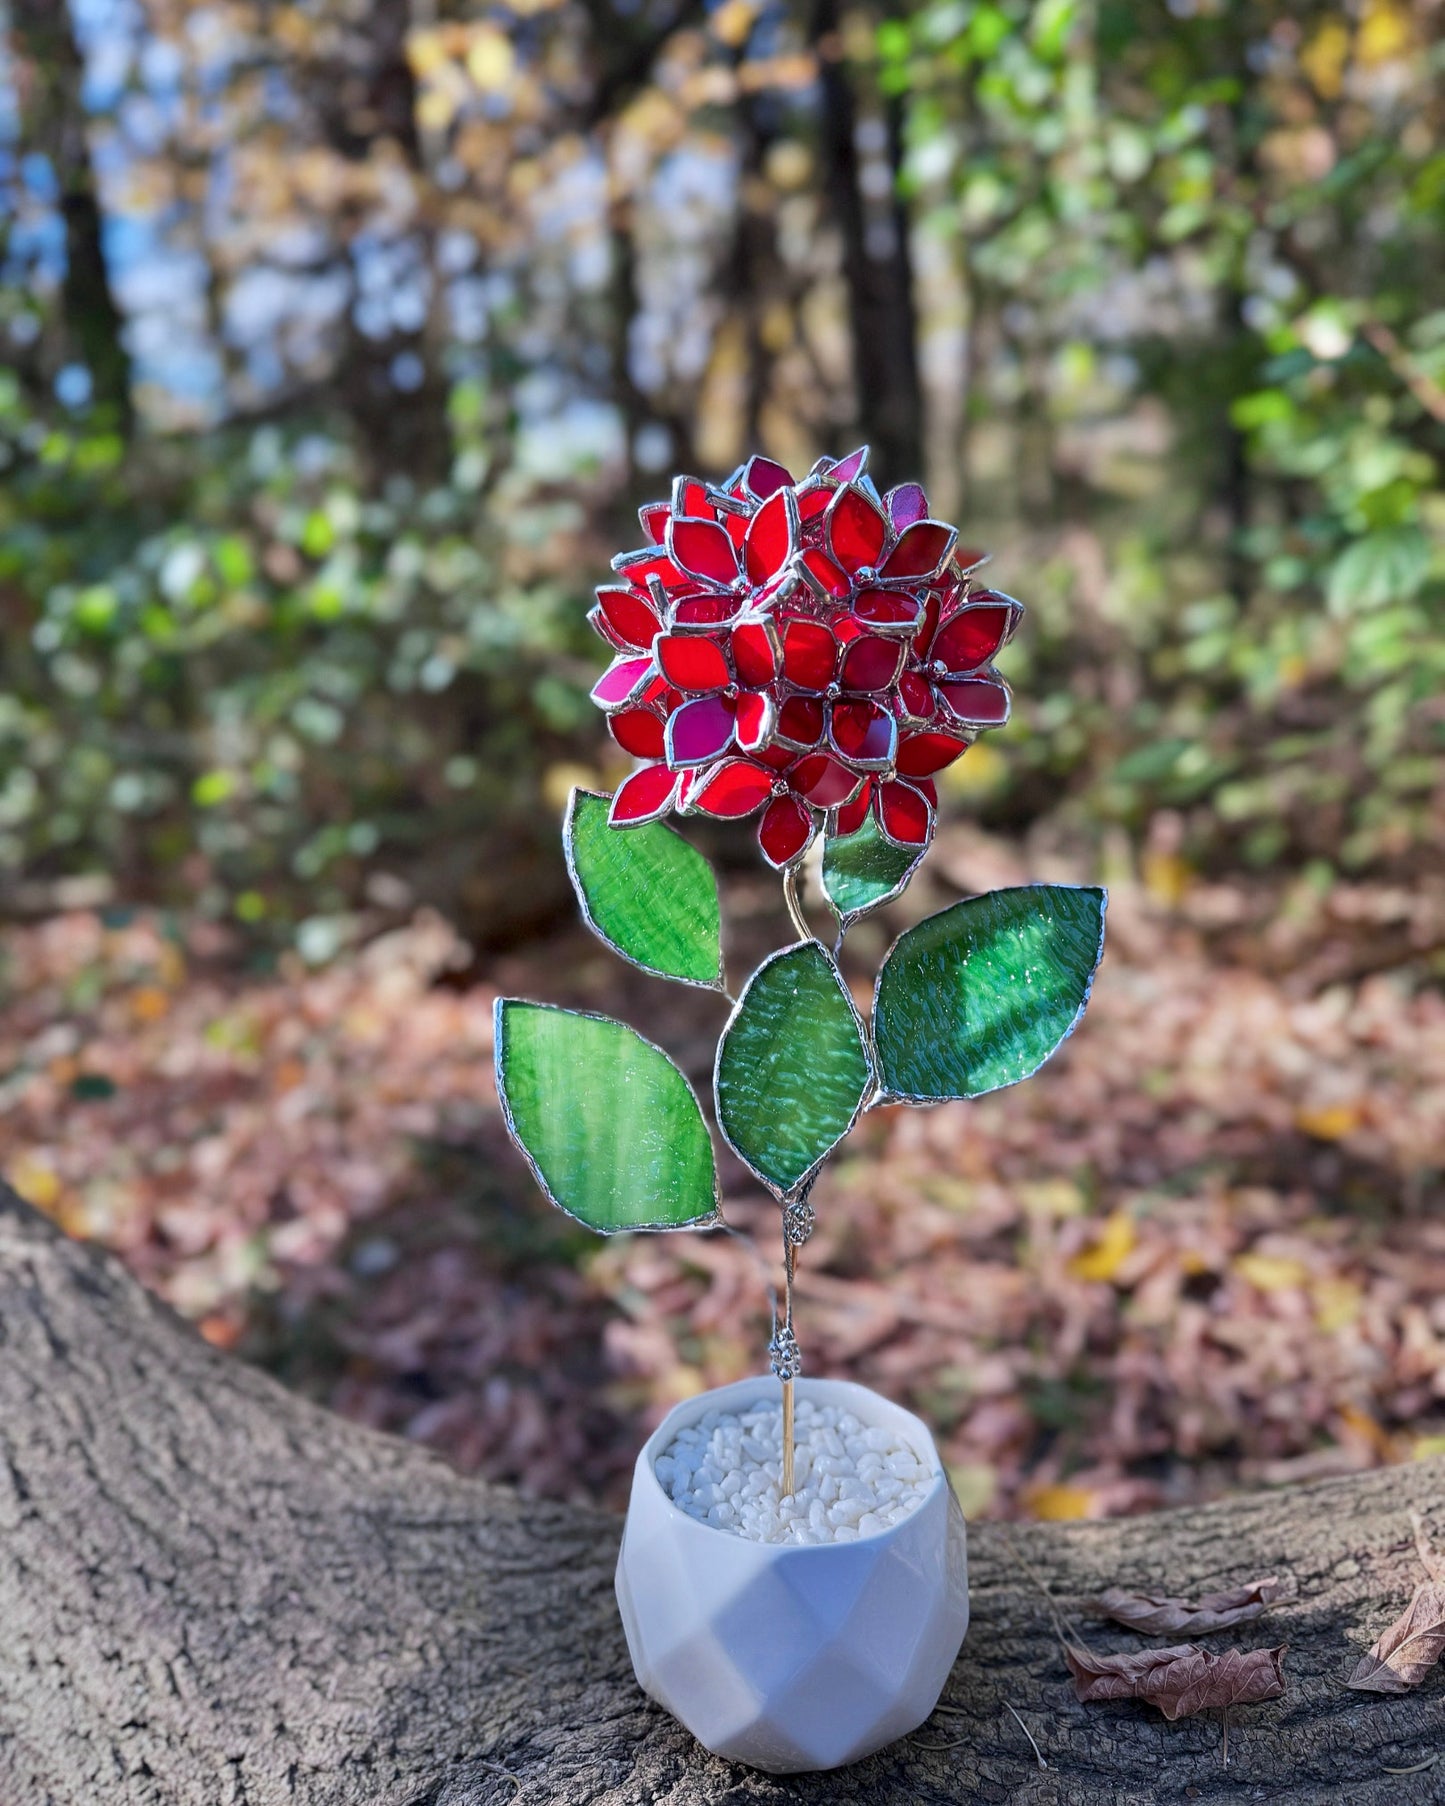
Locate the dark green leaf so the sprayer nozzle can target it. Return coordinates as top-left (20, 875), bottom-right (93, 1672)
top-left (821, 814), bottom-right (928, 925)
top-left (564, 789), bottom-right (723, 989)
top-left (714, 941), bottom-right (871, 1195)
top-left (494, 1000), bottom-right (718, 1232)
top-left (873, 885), bottom-right (1106, 1101)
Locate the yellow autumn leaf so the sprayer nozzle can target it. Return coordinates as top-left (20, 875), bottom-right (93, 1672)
top-left (1234, 1251), bottom-right (1309, 1293)
top-left (947, 1462), bottom-right (998, 1519)
top-left (1141, 848), bottom-right (1193, 908)
top-left (1301, 19), bottom-right (1350, 98)
top-left (1025, 1483), bottom-right (1097, 1521)
top-left (1296, 1102), bottom-right (1363, 1141)
top-left (1068, 1211), bottom-right (1136, 1282)
top-left (1312, 1277), bottom-right (1363, 1333)
top-left (9, 1153), bottom-right (62, 1212)
top-left (1359, 0), bottom-right (1411, 65)
top-left (943, 738), bottom-right (1005, 795)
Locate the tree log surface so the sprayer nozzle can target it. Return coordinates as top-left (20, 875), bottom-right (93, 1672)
top-left (1, 1183), bottom-right (1441, 1806)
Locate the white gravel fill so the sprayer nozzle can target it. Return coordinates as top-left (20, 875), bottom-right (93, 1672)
top-left (653, 1396), bottom-right (936, 1544)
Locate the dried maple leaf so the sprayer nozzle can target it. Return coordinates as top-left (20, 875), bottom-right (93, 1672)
top-left (1097, 1576), bottom-right (1289, 1637)
top-left (1066, 1642), bottom-right (1288, 1721)
top-left (1346, 1582), bottom-right (1445, 1694)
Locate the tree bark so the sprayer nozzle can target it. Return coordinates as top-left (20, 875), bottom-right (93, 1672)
top-left (0, 1178), bottom-right (1441, 1806)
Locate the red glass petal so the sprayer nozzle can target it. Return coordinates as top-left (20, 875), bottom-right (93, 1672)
top-left (666, 695), bottom-right (737, 767)
top-left (776, 694), bottom-right (825, 749)
top-left (671, 592), bottom-right (742, 630)
top-left (639, 501), bottom-right (671, 545)
top-left (839, 635), bottom-right (906, 692)
top-left (743, 487), bottom-right (797, 587)
top-left (613, 547), bottom-right (686, 591)
top-left (754, 741), bottom-right (794, 771)
top-left (896, 731), bottom-right (968, 778)
top-left (655, 634), bottom-right (731, 693)
top-left (930, 599), bottom-right (1019, 673)
top-left (826, 446), bottom-right (869, 484)
top-left (915, 590), bottom-right (942, 657)
top-left (723, 507), bottom-right (749, 549)
top-left (591, 655), bottom-right (655, 711)
top-left (829, 698), bottom-right (897, 770)
top-left (875, 779), bottom-right (933, 848)
top-left (668, 517), bottom-right (740, 586)
top-left (692, 758), bottom-right (775, 819)
top-left (588, 602), bottom-right (628, 652)
top-left (609, 707), bottom-right (667, 760)
top-left (896, 667), bottom-right (935, 724)
top-left (938, 675), bottom-right (1011, 727)
top-left (834, 779), bottom-right (873, 837)
top-left (884, 483), bottom-right (928, 529)
top-left (731, 617), bottom-right (780, 688)
top-left (826, 484), bottom-right (889, 574)
top-left (796, 483), bottom-right (833, 524)
top-left (782, 619), bottom-right (839, 690)
top-left (797, 547), bottom-right (851, 601)
top-left (880, 520), bottom-right (957, 584)
top-left (912, 776), bottom-right (938, 806)
top-left (758, 795), bottom-right (816, 869)
top-left (640, 672), bottom-right (681, 711)
top-left (733, 690), bottom-right (774, 753)
top-left (595, 585), bottom-right (661, 652)
top-left (671, 476), bottom-right (713, 520)
top-left (852, 588), bottom-right (922, 635)
top-left (791, 753), bottom-right (864, 808)
top-left (609, 764), bottom-right (679, 827)
top-left (740, 455), bottom-right (793, 500)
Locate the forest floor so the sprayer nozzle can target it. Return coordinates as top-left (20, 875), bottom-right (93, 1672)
top-left (2, 822), bottom-right (1443, 1523)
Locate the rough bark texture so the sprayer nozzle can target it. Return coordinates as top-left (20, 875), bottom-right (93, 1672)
top-left (1, 1179), bottom-right (1441, 1806)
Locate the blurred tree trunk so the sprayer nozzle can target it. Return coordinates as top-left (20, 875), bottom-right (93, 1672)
top-left (813, 0), bottom-right (923, 486)
top-left (9, 0), bottom-right (133, 431)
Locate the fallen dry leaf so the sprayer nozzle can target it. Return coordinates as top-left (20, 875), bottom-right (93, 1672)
top-left (1346, 1582), bottom-right (1445, 1694)
top-left (1097, 1577), bottom-right (1289, 1636)
top-left (1066, 1642), bottom-right (1288, 1721)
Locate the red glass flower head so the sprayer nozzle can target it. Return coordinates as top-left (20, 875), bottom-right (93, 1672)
top-left (590, 448), bottom-right (1020, 868)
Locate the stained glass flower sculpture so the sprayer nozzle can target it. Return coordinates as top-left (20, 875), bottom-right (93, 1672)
top-left (497, 448), bottom-right (1106, 1483)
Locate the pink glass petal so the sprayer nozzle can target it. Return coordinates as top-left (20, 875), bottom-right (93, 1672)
top-left (692, 759), bottom-right (775, 819)
top-left (880, 520), bottom-right (957, 583)
top-left (797, 547), bottom-right (851, 601)
top-left (655, 633), bottom-right (731, 693)
top-left (782, 619), bottom-right (839, 690)
top-left (875, 779), bottom-right (933, 848)
top-left (825, 446), bottom-right (869, 484)
top-left (731, 617), bottom-right (780, 688)
top-left (834, 779), bottom-right (873, 838)
top-left (930, 598), bottom-right (1019, 673)
top-left (666, 695), bottom-right (737, 768)
top-left (758, 795), bottom-right (816, 869)
top-left (733, 690), bottom-right (774, 753)
top-left (609, 707), bottom-right (667, 760)
top-left (740, 455), bottom-right (793, 500)
top-left (639, 501), bottom-right (671, 545)
top-left (896, 731), bottom-right (968, 778)
top-left (743, 487), bottom-right (798, 587)
top-left (829, 698), bottom-right (897, 770)
top-left (884, 483), bottom-right (929, 529)
top-left (776, 694), bottom-right (825, 750)
top-left (825, 484), bottom-right (889, 574)
top-left (596, 585), bottom-right (662, 652)
top-left (839, 635), bottom-right (906, 692)
top-left (668, 517), bottom-right (740, 586)
top-left (938, 675), bottom-right (1011, 727)
top-left (591, 655), bottom-right (655, 712)
top-left (852, 588), bottom-right (922, 635)
top-left (791, 754), bottom-right (864, 809)
top-left (609, 764), bottom-right (680, 827)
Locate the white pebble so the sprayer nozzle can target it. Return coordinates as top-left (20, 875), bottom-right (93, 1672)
top-left (654, 1399), bottom-right (933, 1545)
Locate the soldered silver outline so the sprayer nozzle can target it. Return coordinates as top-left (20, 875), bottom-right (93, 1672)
top-left (820, 809), bottom-right (933, 934)
top-left (494, 995), bottom-right (723, 1234)
top-left (713, 938), bottom-right (874, 1202)
top-left (564, 788), bottom-right (727, 994)
top-left (869, 884), bottom-right (1109, 1108)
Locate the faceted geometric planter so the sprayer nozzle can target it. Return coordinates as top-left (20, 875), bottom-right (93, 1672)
top-left (615, 1375), bottom-right (969, 1773)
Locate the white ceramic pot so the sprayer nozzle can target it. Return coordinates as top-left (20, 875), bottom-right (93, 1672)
top-left (614, 1375), bottom-right (969, 1773)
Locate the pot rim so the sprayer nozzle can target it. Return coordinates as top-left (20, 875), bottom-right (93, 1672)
top-left (636, 1374), bottom-right (948, 1552)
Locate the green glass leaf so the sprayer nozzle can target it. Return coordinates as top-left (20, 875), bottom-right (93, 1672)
top-left (564, 789), bottom-right (723, 989)
top-left (874, 885), bottom-right (1106, 1102)
top-left (714, 941), bottom-right (871, 1196)
top-left (821, 814), bottom-right (928, 925)
top-left (494, 1000), bottom-right (718, 1232)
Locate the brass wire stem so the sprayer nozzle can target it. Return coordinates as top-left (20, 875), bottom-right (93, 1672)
top-left (782, 864), bottom-right (811, 943)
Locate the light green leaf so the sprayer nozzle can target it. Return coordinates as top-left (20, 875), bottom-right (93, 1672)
top-left (564, 789), bottom-right (723, 989)
top-left (874, 885), bottom-right (1106, 1101)
top-left (495, 1000), bottom-right (718, 1232)
top-left (714, 941), bottom-right (871, 1195)
top-left (1326, 529), bottom-right (1430, 615)
top-left (821, 814), bottom-right (929, 926)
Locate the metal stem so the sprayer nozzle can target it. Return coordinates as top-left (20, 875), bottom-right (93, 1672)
top-left (781, 1234), bottom-right (797, 1497)
top-left (782, 864), bottom-right (811, 943)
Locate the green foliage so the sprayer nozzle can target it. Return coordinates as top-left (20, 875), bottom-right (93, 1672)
top-left (820, 816), bottom-right (929, 927)
top-left (564, 790), bottom-right (724, 989)
top-left (874, 886), bottom-right (1107, 1101)
top-left (714, 942), bottom-right (872, 1196)
top-left (493, 999), bottom-right (718, 1231)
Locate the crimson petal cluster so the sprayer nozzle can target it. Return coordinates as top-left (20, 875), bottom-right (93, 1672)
top-left (589, 447), bottom-right (1019, 869)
